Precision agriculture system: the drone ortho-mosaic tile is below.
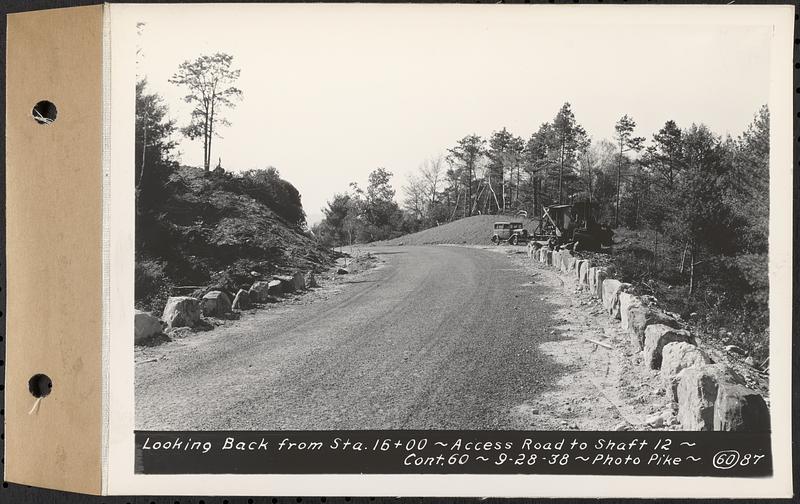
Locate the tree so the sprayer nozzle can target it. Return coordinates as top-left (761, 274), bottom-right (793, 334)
top-left (447, 135), bottom-right (486, 217)
top-left (613, 114), bottom-right (645, 226)
top-left (238, 167), bottom-right (306, 226)
top-left (135, 78), bottom-right (177, 192)
top-left (646, 120), bottom-right (684, 189)
top-left (403, 172), bottom-right (426, 221)
top-left (730, 105), bottom-right (769, 253)
top-left (548, 103), bottom-right (587, 204)
top-left (420, 156), bottom-right (444, 217)
top-left (170, 53), bottom-right (242, 171)
top-left (486, 128), bottom-right (515, 212)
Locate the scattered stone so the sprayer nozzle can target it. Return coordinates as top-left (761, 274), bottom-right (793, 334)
top-left (267, 279), bottom-right (283, 297)
top-left (643, 324), bottom-right (694, 369)
top-left (275, 275), bottom-right (296, 293)
top-left (200, 291), bottom-right (232, 317)
top-left (161, 296), bottom-right (201, 329)
top-left (231, 289), bottom-right (251, 310)
top-left (134, 310), bottom-right (162, 344)
top-left (249, 270), bottom-right (259, 277)
top-left (337, 267), bottom-right (349, 275)
top-left (614, 422), bottom-right (630, 431)
top-left (744, 356), bottom-right (756, 367)
top-left (249, 281), bottom-right (272, 302)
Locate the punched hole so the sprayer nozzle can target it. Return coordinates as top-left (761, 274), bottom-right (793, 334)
top-left (28, 374), bottom-right (52, 398)
top-left (31, 101), bottom-right (57, 125)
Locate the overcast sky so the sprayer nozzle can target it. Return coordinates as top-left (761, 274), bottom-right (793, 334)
top-left (132, 4), bottom-right (772, 225)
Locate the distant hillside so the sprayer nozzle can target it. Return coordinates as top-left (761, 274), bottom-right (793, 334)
top-left (136, 165), bottom-right (335, 312)
top-left (377, 215), bottom-right (538, 246)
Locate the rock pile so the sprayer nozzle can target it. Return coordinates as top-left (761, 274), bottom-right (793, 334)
top-left (137, 269), bottom-right (320, 346)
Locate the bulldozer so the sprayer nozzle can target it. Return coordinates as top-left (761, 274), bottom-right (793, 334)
top-left (532, 200), bottom-right (613, 251)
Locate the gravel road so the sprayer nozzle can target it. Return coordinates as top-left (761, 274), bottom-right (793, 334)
top-left (136, 245), bottom-right (625, 430)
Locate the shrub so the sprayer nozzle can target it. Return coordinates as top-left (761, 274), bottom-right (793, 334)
top-left (135, 258), bottom-right (174, 314)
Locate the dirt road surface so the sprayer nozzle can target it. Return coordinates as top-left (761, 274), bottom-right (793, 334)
top-left (136, 245), bottom-right (665, 430)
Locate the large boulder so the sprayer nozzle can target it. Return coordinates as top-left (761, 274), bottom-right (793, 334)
top-left (675, 364), bottom-right (745, 430)
top-left (643, 324), bottom-right (695, 369)
top-left (588, 267), bottom-right (598, 296)
top-left (292, 272), bottom-right (306, 291)
top-left (231, 289), bottom-right (251, 310)
top-left (660, 341), bottom-right (711, 394)
top-left (162, 296), bottom-right (201, 329)
top-left (275, 275), bottom-right (296, 293)
top-left (618, 293), bottom-right (640, 334)
top-left (625, 305), bottom-right (682, 351)
top-left (559, 251), bottom-right (573, 273)
top-left (579, 261), bottom-right (592, 287)
top-left (593, 269), bottom-right (606, 299)
top-left (713, 382), bottom-right (771, 432)
top-left (201, 290), bottom-right (232, 317)
top-left (267, 279), bottom-right (283, 296)
top-left (564, 253), bottom-right (577, 273)
top-left (249, 281), bottom-right (272, 302)
top-left (134, 310), bottom-right (162, 344)
top-left (601, 279), bottom-right (631, 318)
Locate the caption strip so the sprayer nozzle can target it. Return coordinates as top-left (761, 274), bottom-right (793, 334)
top-left (135, 431), bottom-right (771, 477)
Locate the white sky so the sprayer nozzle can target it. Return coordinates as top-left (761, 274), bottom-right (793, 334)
top-left (132, 4), bottom-right (772, 225)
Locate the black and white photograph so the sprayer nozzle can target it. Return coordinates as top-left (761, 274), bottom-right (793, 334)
top-left (130, 5), bottom-right (779, 440)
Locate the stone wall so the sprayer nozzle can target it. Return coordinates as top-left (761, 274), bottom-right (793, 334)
top-left (532, 244), bottom-right (769, 432)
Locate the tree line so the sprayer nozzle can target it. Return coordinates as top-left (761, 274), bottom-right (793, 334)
top-left (315, 103), bottom-right (770, 350)
top-left (317, 102), bottom-right (768, 249)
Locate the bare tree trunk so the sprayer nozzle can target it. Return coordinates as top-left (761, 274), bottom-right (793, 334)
top-left (688, 248), bottom-right (695, 297)
top-left (451, 188), bottom-right (461, 221)
top-left (202, 117), bottom-right (209, 171)
top-left (558, 144), bottom-right (565, 204)
top-left (137, 111), bottom-right (148, 190)
top-left (654, 234), bottom-right (658, 270)
top-left (500, 164), bottom-right (505, 214)
top-left (487, 176), bottom-right (501, 213)
top-left (615, 142), bottom-right (622, 227)
top-left (679, 241), bottom-right (689, 274)
top-left (207, 96), bottom-right (216, 171)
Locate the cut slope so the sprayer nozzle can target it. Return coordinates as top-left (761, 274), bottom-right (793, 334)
top-left (136, 165), bottom-right (335, 312)
top-left (378, 215), bottom-right (538, 246)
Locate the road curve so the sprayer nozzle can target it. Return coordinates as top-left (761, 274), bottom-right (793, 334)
top-left (136, 245), bottom-right (570, 430)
